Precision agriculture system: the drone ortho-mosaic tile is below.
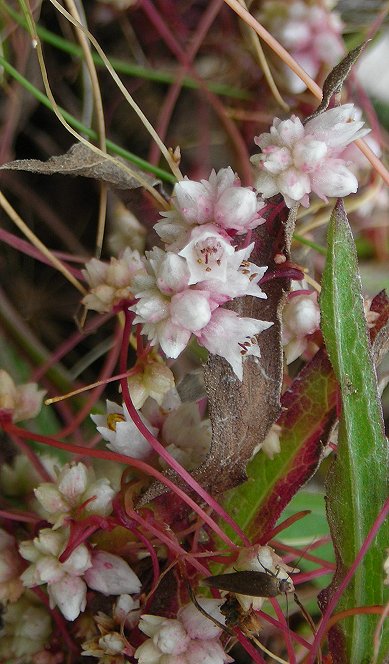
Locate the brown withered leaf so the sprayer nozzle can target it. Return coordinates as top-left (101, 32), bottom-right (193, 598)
top-left (0, 142), bottom-right (158, 190)
top-left (138, 201), bottom-right (297, 505)
top-left (195, 204), bottom-right (297, 495)
top-left (305, 43), bottom-right (366, 122)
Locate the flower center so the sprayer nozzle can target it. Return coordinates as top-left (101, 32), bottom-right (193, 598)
top-left (194, 237), bottom-right (224, 272)
top-left (107, 413), bottom-right (125, 431)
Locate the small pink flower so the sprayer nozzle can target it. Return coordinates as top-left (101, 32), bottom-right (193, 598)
top-left (155, 167), bottom-right (265, 249)
top-left (251, 104), bottom-right (370, 207)
top-left (259, 1), bottom-right (344, 93)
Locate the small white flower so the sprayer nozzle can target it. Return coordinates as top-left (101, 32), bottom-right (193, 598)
top-left (258, 1), bottom-right (344, 93)
top-left (84, 550), bottom-right (141, 596)
top-left (19, 527), bottom-right (92, 621)
top-left (0, 370), bottom-right (45, 423)
top-left (178, 225), bottom-right (235, 285)
top-left (135, 600), bottom-right (232, 664)
top-left (196, 308), bottom-right (273, 380)
top-left (34, 462), bottom-right (115, 528)
top-left (282, 287), bottom-right (320, 363)
top-left (91, 400), bottom-right (157, 459)
top-left (251, 104), bottom-right (370, 207)
top-left (82, 247), bottom-right (146, 313)
top-left (128, 359), bottom-right (175, 410)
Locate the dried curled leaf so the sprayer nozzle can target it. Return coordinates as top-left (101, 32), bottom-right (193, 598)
top-left (0, 142), bottom-right (158, 190)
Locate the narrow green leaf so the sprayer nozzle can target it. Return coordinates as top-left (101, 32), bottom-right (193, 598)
top-left (320, 199), bottom-right (389, 663)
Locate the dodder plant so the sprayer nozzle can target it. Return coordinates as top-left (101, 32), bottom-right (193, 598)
top-left (0, 1), bottom-right (388, 663)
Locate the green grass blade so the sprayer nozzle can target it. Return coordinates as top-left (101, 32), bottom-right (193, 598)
top-left (320, 199), bottom-right (389, 663)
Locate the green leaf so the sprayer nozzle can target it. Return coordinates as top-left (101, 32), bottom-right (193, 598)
top-left (320, 199), bottom-right (389, 663)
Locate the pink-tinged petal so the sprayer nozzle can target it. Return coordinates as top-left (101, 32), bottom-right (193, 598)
top-left (185, 638), bottom-right (233, 664)
top-left (262, 146), bottom-right (293, 175)
top-left (275, 116), bottom-right (305, 147)
top-left (179, 599), bottom-right (224, 640)
top-left (311, 159), bottom-right (358, 199)
top-left (48, 575), bottom-right (87, 621)
top-left (277, 168), bottom-right (311, 204)
top-left (293, 139), bottom-right (327, 172)
top-left (131, 291), bottom-right (169, 324)
top-left (85, 551), bottom-right (141, 596)
top-left (197, 309), bottom-right (272, 380)
top-left (214, 186), bottom-right (259, 231)
top-left (57, 463), bottom-right (88, 504)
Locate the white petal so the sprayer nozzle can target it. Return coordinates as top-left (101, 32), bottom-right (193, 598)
top-left (48, 575), bottom-right (87, 621)
top-left (311, 159), bottom-right (358, 199)
top-left (85, 551), bottom-right (141, 596)
top-left (62, 543), bottom-right (92, 576)
top-left (157, 321), bottom-right (191, 359)
top-left (171, 291), bottom-right (211, 332)
top-left (179, 599), bottom-right (224, 640)
top-left (57, 463), bottom-right (88, 504)
top-left (135, 638), bottom-right (163, 664)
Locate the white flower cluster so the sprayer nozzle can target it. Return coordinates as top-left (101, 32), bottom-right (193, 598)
top-left (251, 105), bottom-right (370, 208)
top-left (131, 167), bottom-right (272, 380)
top-left (135, 599), bottom-right (233, 664)
top-left (18, 462), bottom-right (141, 623)
top-left (259, 0), bottom-right (344, 93)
